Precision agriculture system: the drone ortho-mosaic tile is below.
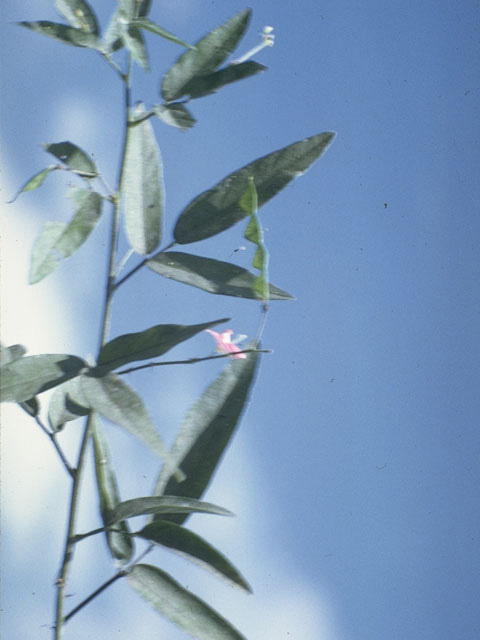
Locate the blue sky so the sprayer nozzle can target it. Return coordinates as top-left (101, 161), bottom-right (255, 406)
top-left (1, 1), bottom-right (480, 639)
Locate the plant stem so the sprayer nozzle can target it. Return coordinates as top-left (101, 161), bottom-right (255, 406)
top-left (53, 58), bottom-right (134, 639)
top-left (255, 303), bottom-right (270, 346)
top-left (63, 571), bottom-right (127, 624)
top-left (34, 416), bottom-right (75, 478)
top-left (98, 58), bottom-right (133, 351)
top-left (114, 241), bottom-right (176, 290)
top-left (53, 414), bottom-right (93, 640)
top-left (116, 348), bottom-right (272, 375)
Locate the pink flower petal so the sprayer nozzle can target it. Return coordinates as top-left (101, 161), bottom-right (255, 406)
top-left (206, 329), bottom-right (247, 359)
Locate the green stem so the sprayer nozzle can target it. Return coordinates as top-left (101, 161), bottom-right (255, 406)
top-left (34, 416), bottom-right (75, 478)
top-left (116, 348), bottom-right (272, 375)
top-left (63, 571), bottom-right (127, 624)
top-left (53, 58), bottom-right (134, 639)
top-left (53, 414), bottom-right (93, 639)
top-left (98, 57), bottom-right (133, 350)
top-left (114, 241), bottom-right (176, 291)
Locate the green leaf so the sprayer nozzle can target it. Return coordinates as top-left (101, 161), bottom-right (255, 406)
top-left (47, 377), bottom-right (90, 431)
top-left (97, 317), bottom-right (230, 373)
top-left (17, 21), bottom-right (101, 49)
top-left (154, 103), bottom-right (196, 131)
top-left (43, 141), bottom-right (97, 176)
top-left (91, 415), bottom-right (134, 564)
top-left (138, 0), bottom-right (152, 18)
top-left (128, 564), bottom-right (246, 640)
top-left (29, 222), bottom-right (65, 284)
top-left (147, 252), bottom-right (294, 300)
top-left (57, 188), bottom-right (103, 257)
top-left (161, 9), bottom-right (251, 102)
top-left (183, 61), bottom-right (266, 100)
top-left (0, 344), bottom-right (27, 368)
top-left (0, 354), bottom-right (86, 403)
top-left (79, 372), bottom-right (182, 479)
top-left (174, 131), bottom-right (336, 244)
top-left (101, 0), bottom-right (138, 54)
top-left (122, 25), bottom-right (149, 70)
top-left (133, 18), bottom-right (195, 50)
top-left (54, 0), bottom-right (99, 34)
top-left (153, 345), bottom-right (260, 525)
top-left (241, 178), bottom-right (269, 301)
top-left (136, 521), bottom-right (251, 592)
top-left (0, 344), bottom-right (39, 416)
top-left (122, 103), bottom-right (163, 255)
top-left (8, 166), bottom-right (57, 203)
top-left (20, 397), bottom-right (40, 417)
top-left (28, 190), bottom-right (103, 284)
top-left (102, 5), bottom-right (125, 53)
top-left (109, 496), bottom-right (233, 525)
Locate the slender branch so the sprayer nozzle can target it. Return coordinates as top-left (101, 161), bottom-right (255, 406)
top-left (128, 109), bottom-right (156, 126)
top-left (54, 414), bottom-right (93, 639)
top-left (96, 173), bottom-right (115, 197)
top-left (115, 248), bottom-right (135, 278)
top-left (97, 60), bottom-right (132, 351)
top-left (63, 571), bottom-right (127, 624)
top-left (255, 303), bottom-right (270, 346)
top-left (53, 58), bottom-right (135, 640)
top-left (72, 526), bottom-right (130, 543)
top-left (117, 348), bottom-right (272, 375)
top-left (34, 416), bottom-right (75, 478)
top-left (64, 539), bottom-right (155, 625)
top-left (113, 240), bottom-right (176, 290)
top-left (99, 52), bottom-right (126, 80)
top-left (113, 256), bottom-right (147, 290)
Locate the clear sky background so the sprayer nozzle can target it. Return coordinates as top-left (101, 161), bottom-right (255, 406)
top-left (1, 1), bottom-right (479, 639)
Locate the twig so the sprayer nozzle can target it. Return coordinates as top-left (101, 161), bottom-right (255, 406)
top-left (113, 240), bottom-right (176, 290)
top-left (63, 545), bottom-right (154, 624)
top-left (63, 572), bottom-right (126, 624)
top-left (117, 348), bottom-right (272, 375)
top-left (34, 416), bottom-right (75, 479)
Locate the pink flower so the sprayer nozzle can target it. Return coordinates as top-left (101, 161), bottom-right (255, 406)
top-left (206, 329), bottom-right (247, 359)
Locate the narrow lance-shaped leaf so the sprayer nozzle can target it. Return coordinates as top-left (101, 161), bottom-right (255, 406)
top-left (109, 496), bottom-right (233, 525)
top-left (174, 131), bottom-right (336, 244)
top-left (16, 21), bottom-right (101, 49)
top-left (133, 18), bottom-right (195, 50)
top-left (0, 344), bottom-right (38, 415)
top-left (240, 177), bottom-right (269, 301)
top-left (0, 344), bottom-right (27, 368)
top-left (47, 377), bottom-right (90, 432)
top-left (138, 0), bottom-right (152, 18)
top-left (29, 222), bottom-right (65, 284)
top-left (128, 564), bottom-right (247, 640)
top-left (96, 317), bottom-right (229, 373)
top-left (79, 372), bottom-right (183, 480)
top-left (102, 3), bottom-right (126, 52)
top-left (29, 189), bottom-right (103, 284)
top-left (91, 415), bottom-right (134, 564)
top-left (43, 141), bottom-right (97, 176)
top-left (147, 252), bottom-right (294, 300)
top-left (182, 60), bottom-right (266, 100)
top-left (137, 521), bottom-right (251, 592)
top-left (54, 0), bottom-right (99, 34)
top-left (153, 344), bottom-right (260, 525)
top-left (154, 104), bottom-right (196, 131)
top-left (8, 166), bottom-right (58, 203)
top-left (57, 187), bottom-right (103, 257)
top-left (122, 25), bottom-right (149, 70)
top-left (121, 103), bottom-right (163, 255)
top-left (161, 9), bottom-right (251, 102)
top-left (0, 354), bottom-right (86, 404)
